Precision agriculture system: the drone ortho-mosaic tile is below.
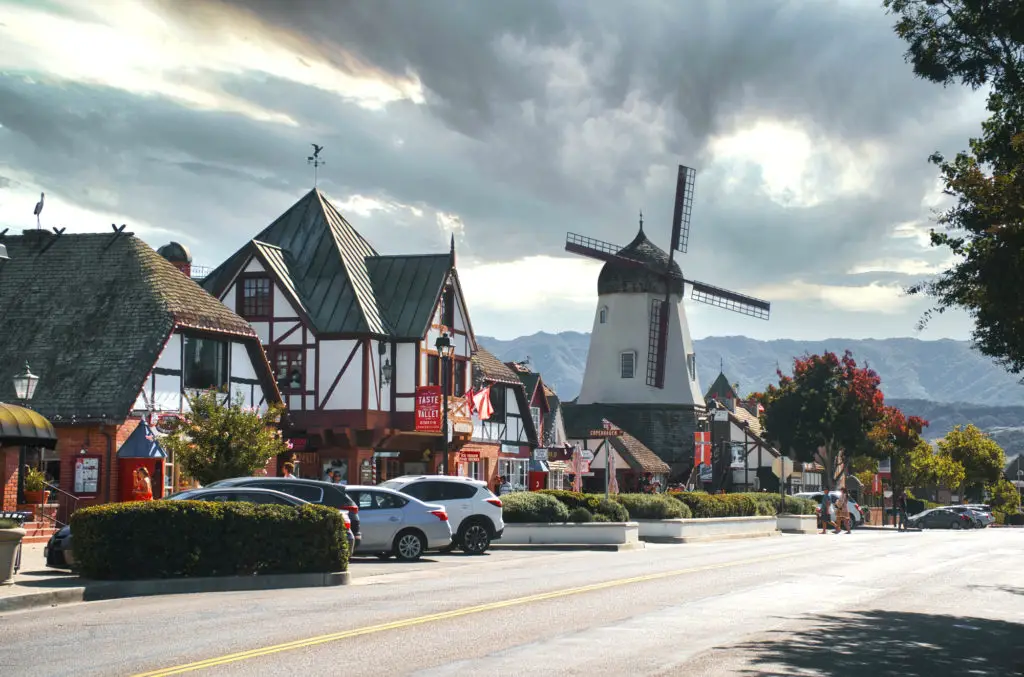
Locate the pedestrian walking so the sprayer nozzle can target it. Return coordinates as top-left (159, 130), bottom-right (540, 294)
top-left (834, 488), bottom-right (852, 534)
top-left (282, 462), bottom-right (297, 479)
top-left (819, 491), bottom-right (833, 534)
top-left (897, 492), bottom-right (908, 532)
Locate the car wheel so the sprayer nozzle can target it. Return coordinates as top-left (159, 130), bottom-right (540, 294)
top-left (951, 521), bottom-right (962, 530)
top-left (460, 521), bottom-right (491, 555)
top-left (393, 530), bottom-right (426, 561)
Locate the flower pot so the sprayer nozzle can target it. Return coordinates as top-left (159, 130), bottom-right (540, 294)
top-left (23, 490), bottom-right (44, 504)
top-left (0, 527), bottom-right (26, 585)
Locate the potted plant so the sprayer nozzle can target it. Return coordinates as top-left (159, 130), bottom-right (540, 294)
top-left (23, 467), bottom-right (47, 504)
top-left (0, 517), bottom-right (25, 585)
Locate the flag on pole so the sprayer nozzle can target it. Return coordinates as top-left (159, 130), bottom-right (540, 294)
top-left (694, 431), bottom-right (711, 467)
top-left (472, 386), bottom-right (493, 420)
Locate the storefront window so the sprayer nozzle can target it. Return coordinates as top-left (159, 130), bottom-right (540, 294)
top-left (322, 459), bottom-right (348, 484)
top-left (499, 459), bottom-right (529, 491)
top-left (548, 469), bottom-right (564, 490)
top-left (460, 461), bottom-right (482, 481)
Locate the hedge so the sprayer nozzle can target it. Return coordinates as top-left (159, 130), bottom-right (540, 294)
top-left (613, 493), bottom-right (691, 520)
top-left (71, 500), bottom-right (348, 580)
top-left (670, 492), bottom-right (816, 518)
top-left (536, 490), bottom-right (630, 521)
top-left (501, 492), bottom-right (570, 523)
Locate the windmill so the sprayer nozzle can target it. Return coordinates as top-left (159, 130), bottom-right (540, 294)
top-left (565, 164), bottom-right (770, 394)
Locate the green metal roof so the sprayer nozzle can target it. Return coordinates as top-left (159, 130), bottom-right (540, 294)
top-left (367, 254), bottom-right (450, 339)
top-left (705, 372), bottom-right (739, 402)
top-left (203, 189), bottom-right (455, 338)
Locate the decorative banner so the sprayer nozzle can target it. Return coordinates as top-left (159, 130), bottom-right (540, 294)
top-left (693, 431), bottom-right (712, 467)
top-left (415, 386), bottom-right (442, 433)
top-left (872, 473), bottom-right (882, 494)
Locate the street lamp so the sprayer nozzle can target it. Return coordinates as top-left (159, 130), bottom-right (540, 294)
top-left (13, 362), bottom-right (39, 402)
top-left (378, 341), bottom-right (392, 388)
top-left (435, 332), bottom-right (455, 475)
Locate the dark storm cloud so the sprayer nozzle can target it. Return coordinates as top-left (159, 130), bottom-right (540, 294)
top-left (0, 0), bottom-right (987, 300)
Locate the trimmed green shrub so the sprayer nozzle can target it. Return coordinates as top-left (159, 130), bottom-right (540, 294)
top-left (592, 513), bottom-right (611, 522)
top-left (994, 511), bottom-right (1007, 525)
top-left (567, 507), bottom-right (594, 523)
top-left (613, 493), bottom-right (691, 520)
top-left (0, 518), bottom-right (19, 529)
top-left (502, 492), bottom-right (570, 523)
top-left (71, 500), bottom-right (348, 580)
top-left (596, 498), bottom-right (629, 522)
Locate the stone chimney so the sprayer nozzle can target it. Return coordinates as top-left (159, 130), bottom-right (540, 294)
top-left (157, 242), bottom-right (192, 277)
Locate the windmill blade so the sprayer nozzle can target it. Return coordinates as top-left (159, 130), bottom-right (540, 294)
top-left (688, 279), bottom-right (770, 320)
top-left (670, 165), bottom-right (696, 254)
top-left (565, 232), bottom-right (642, 266)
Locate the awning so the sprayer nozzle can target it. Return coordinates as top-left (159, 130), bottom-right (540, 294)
top-left (529, 459), bottom-right (549, 472)
top-left (0, 402), bottom-right (58, 449)
top-left (116, 421), bottom-right (167, 458)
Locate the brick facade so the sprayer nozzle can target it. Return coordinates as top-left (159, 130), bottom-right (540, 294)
top-left (56, 419), bottom-right (141, 508)
top-left (1, 446), bottom-right (18, 512)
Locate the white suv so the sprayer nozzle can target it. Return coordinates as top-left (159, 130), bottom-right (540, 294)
top-left (380, 476), bottom-right (504, 554)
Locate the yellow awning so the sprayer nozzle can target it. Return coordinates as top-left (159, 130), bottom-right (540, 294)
top-left (0, 402), bottom-right (58, 448)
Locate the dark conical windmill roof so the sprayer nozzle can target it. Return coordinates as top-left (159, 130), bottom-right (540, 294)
top-left (597, 225), bottom-right (684, 296)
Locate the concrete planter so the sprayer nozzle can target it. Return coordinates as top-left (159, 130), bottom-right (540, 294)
top-left (501, 522), bottom-right (640, 546)
top-left (0, 527), bottom-right (26, 585)
top-left (777, 514), bottom-right (818, 534)
top-left (637, 516), bottom-right (778, 543)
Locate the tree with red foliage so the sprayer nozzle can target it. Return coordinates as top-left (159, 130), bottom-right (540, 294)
top-left (869, 405), bottom-right (931, 508)
top-left (760, 351), bottom-right (886, 488)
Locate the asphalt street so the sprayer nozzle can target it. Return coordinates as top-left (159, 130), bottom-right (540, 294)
top-left (2, 529), bottom-right (1022, 677)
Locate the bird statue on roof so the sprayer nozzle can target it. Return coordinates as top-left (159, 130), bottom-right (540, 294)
top-left (33, 192), bottom-right (44, 229)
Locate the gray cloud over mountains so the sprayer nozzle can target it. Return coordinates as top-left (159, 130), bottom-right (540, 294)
top-left (0, 0), bottom-right (985, 340)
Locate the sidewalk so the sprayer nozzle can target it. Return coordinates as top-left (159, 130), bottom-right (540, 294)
top-left (0, 543), bottom-right (89, 613)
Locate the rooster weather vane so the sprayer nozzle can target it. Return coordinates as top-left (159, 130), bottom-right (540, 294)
top-left (308, 144), bottom-right (325, 187)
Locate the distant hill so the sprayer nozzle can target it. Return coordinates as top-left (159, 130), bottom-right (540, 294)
top-left (477, 332), bottom-right (1024, 458)
top-left (477, 333), bottom-right (1024, 406)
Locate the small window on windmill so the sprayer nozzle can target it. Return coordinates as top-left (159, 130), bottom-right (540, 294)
top-left (599, 306), bottom-right (608, 324)
top-left (620, 351), bottom-right (636, 379)
top-left (687, 354), bottom-right (696, 381)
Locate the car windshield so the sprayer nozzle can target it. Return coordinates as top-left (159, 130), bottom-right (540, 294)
top-left (167, 490), bottom-right (203, 500)
top-left (379, 480), bottom-right (404, 490)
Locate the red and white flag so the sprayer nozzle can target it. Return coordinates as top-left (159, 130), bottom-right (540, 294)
top-left (694, 431), bottom-right (711, 467)
top-left (465, 388), bottom-right (476, 414)
top-left (756, 403), bottom-right (765, 414)
top-left (472, 386), bottom-right (494, 420)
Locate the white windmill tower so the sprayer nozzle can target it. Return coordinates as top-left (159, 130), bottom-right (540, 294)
top-left (565, 165), bottom-right (771, 409)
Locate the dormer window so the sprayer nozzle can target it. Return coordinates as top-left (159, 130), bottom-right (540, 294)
top-left (599, 307), bottom-right (608, 324)
top-left (620, 351), bottom-right (636, 379)
top-left (239, 276), bottom-right (272, 319)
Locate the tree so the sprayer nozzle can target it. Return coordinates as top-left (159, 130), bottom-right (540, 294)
top-left (162, 389), bottom-right (290, 487)
top-left (760, 351), bottom-right (887, 487)
top-left (936, 424), bottom-right (1006, 500)
top-left (868, 405), bottom-right (931, 498)
top-left (989, 478), bottom-right (1021, 515)
top-left (930, 452), bottom-right (968, 499)
top-left (884, 1), bottom-right (1024, 374)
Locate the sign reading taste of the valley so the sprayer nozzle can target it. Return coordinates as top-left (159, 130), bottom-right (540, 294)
top-left (415, 386), bottom-right (442, 433)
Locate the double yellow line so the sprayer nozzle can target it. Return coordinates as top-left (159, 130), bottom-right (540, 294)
top-left (132, 551), bottom-right (798, 676)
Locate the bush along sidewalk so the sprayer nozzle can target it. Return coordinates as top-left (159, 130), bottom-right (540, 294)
top-left (670, 491), bottom-right (817, 518)
top-left (71, 501), bottom-right (349, 580)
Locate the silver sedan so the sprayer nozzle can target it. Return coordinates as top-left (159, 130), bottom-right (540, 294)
top-left (343, 485), bottom-right (453, 561)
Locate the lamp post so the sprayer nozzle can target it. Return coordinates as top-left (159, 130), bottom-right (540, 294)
top-left (434, 332), bottom-right (455, 475)
top-left (13, 362), bottom-right (39, 403)
top-left (377, 341), bottom-right (392, 402)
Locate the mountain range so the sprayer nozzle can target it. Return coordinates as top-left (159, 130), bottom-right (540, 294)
top-left (477, 332), bottom-right (1024, 458)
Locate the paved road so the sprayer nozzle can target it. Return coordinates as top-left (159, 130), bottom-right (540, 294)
top-left (2, 529), bottom-right (1022, 676)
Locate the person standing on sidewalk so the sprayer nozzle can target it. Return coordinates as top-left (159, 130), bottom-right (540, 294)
top-left (897, 492), bottom-right (908, 532)
top-left (819, 491), bottom-right (833, 534)
top-left (834, 488), bottom-right (852, 534)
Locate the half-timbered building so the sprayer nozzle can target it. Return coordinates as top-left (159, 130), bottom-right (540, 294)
top-left (200, 188), bottom-right (480, 483)
top-left (0, 230), bottom-right (280, 524)
top-left (461, 348), bottom-right (537, 491)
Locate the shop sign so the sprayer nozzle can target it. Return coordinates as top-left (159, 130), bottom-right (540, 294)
top-left (415, 386), bottom-right (442, 433)
top-left (533, 448), bottom-right (549, 462)
top-left (588, 428), bottom-right (623, 437)
top-left (459, 451), bottom-right (481, 462)
top-left (154, 413), bottom-right (182, 434)
top-left (74, 455), bottom-right (102, 495)
top-left (287, 437), bottom-right (308, 451)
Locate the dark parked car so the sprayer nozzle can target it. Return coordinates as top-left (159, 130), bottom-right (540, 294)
top-left (205, 477), bottom-right (361, 547)
top-left (45, 487), bottom-right (354, 569)
top-left (907, 508), bottom-right (975, 530)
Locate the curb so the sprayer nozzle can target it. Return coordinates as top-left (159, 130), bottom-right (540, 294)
top-left (489, 542), bottom-right (645, 552)
top-left (0, 570), bottom-right (350, 614)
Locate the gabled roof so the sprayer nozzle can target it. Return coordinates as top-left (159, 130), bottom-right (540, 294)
top-left (705, 372), bottom-right (740, 402)
top-left (0, 231), bottom-right (272, 422)
top-left (608, 428), bottom-right (671, 474)
top-left (367, 254), bottom-right (451, 339)
top-left (251, 240), bottom-right (308, 315)
top-left (117, 421), bottom-right (167, 458)
top-left (471, 347), bottom-right (521, 385)
top-left (202, 189), bottom-right (388, 335)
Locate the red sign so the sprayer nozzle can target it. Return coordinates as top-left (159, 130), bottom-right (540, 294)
top-left (415, 386), bottom-right (442, 433)
top-left (459, 451), bottom-right (481, 461)
top-left (694, 431), bottom-right (712, 467)
top-left (287, 438), bottom-right (308, 452)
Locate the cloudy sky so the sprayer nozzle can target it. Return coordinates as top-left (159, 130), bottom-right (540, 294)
top-left (0, 0), bottom-right (986, 341)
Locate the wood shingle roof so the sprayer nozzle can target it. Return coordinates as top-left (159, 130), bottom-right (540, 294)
top-left (0, 231), bottom-right (267, 422)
